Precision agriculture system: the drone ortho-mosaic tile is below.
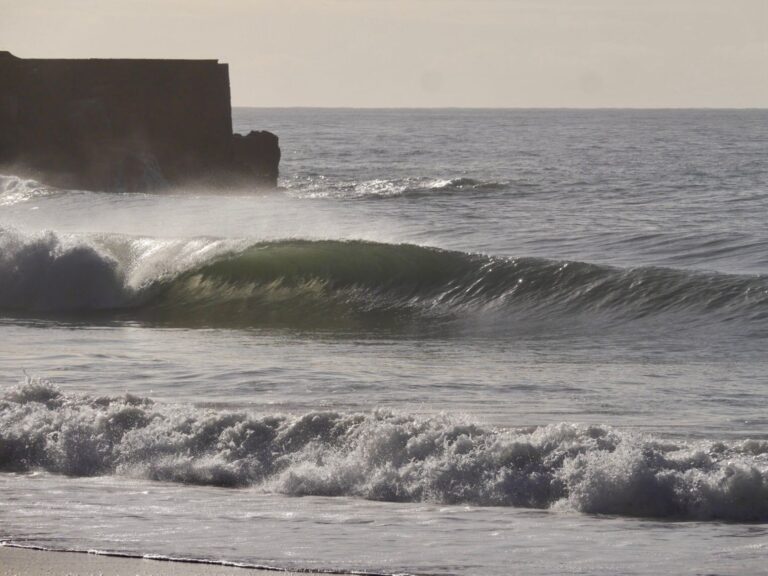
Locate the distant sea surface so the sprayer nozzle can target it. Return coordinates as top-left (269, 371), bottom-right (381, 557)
top-left (1, 109), bottom-right (767, 575)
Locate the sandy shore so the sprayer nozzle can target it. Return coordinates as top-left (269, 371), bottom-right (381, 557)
top-left (0, 546), bottom-right (334, 576)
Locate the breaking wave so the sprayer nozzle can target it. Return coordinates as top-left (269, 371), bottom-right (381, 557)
top-left (1, 227), bottom-right (767, 329)
top-left (286, 176), bottom-right (506, 199)
top-left (0, 174), bottom-right (59, 206)
top-left (1, 379), bottom-right (767, 521)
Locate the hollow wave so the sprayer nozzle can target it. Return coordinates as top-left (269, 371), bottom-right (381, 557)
top-left (1, 228), bottom-right (767, 329)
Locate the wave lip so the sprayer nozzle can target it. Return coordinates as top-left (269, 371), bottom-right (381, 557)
top-left (2, 380), bottom-right (767, 521)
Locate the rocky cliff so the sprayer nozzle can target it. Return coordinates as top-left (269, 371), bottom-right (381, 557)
top-left (0, 51), bottom-right (280, 191)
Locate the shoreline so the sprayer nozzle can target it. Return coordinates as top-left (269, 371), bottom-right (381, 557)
top-left (0, 545), bottom-right (352, 576)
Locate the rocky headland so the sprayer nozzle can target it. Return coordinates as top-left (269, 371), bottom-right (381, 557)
top-left (0, 51), bottom-right (280, 191)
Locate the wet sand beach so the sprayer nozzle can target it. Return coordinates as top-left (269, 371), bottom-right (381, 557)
top-left (0, 547), bottom-right (332, 576)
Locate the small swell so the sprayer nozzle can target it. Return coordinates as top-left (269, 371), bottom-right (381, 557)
top-left (402, 177), bottom-right (508, 196)
top-left (2, 380), bottom-right (767, 521)
top-left (287, 176), bottom-right (507, 199)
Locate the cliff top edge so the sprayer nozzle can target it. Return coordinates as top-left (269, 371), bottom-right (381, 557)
top-left (0, 51), bottom-right (222, 64)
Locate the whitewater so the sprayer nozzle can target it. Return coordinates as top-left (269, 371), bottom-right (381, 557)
top-left (1, 109), bottom-right (767, 575)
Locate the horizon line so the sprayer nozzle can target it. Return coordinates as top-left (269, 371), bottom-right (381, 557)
top-left (232, 105), bottom-right (768, 111)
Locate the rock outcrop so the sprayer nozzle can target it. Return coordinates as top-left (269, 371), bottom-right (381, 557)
top-left (0, 51), bottom-right (280, 191)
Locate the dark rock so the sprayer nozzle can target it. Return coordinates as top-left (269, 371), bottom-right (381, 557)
top-left (0, 51), bottom-right (279, 191)
top-left (232, 131), bottom-right (281, 185)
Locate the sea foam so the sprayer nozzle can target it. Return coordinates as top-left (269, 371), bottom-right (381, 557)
top-left (1, 380), bottom-right (766, 521)
top-left (0, 174), bottom-right (58, 206)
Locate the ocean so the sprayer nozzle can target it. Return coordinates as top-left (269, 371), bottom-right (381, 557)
top-left (1, 108), bottom-right (767, 575)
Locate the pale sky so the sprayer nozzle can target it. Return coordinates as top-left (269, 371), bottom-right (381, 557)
top-left (2, 0), bottom-right (766, 107)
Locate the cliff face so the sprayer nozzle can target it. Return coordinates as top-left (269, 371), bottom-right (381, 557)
top-left (0, 51), bottom-right (279, 191)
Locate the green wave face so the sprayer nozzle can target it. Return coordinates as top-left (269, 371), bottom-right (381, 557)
top-left (140, 239), bottom-right (768, 331)
top-left (143, 240), bottom-right (486, 329)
